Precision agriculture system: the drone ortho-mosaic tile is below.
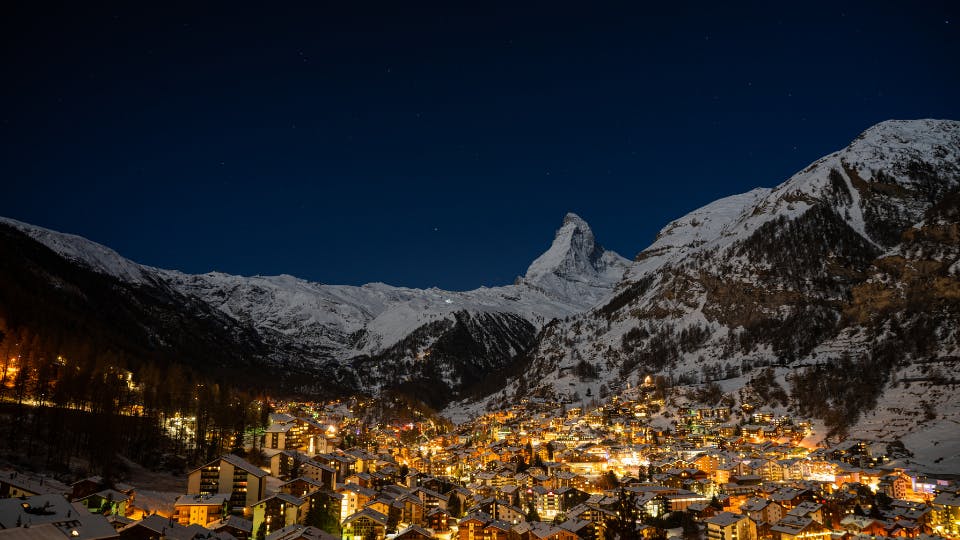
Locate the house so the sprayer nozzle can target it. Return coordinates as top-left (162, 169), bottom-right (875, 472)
top-left (266, 524), bottom-right (339, 540)
top-left (527, 522), bottom-right (579, 540)
top-left (70, 476), bottom-right (108, 500)
top-left (785, 501), bottom-right (822, 524)
top-left (839, 515), bottom-right (886, 536)
top-left (78, 489), bottom-right (130, 516)
top-left (281, 477), bottom-right (327, 499)
top-left (265, 422), bottom-right (295, 450)
top-left (458, 513), bottom-right (491, 540)
top-left (739, 497), bottom-right (782, 524)
top-left (337, 483), bottom-right (378, 522)
top-left (186, 453), bottom-right (268, 514)
top-left (932, 491), bottom-right (960, 537)
top-left (878, 470), bottom-right (913, 500)
top-left (252, 493), bottom-right (308, 537)
top-left (0, 494), bottom-right (118, 540)
top-left (769, 515), bottom-right (823, 540)
top-left (394, 524), bottom-right (434, 540)
top-left (209, 514), bottom-right (254, 539)
top-left (426, 506), bottom-right (455, 532)
top-left (0, 523), bottom-right (70, 540)
top-left (484, 519), bottom-right (512, 540)
top-left (0, 471), bottom-right (70, 499)
top-left (173, 493), bottom-right (229, 525)
top-left (118, 514), bottom-right (224, 540)
top-left (397, 493), bottom-right (426, 526)
top-left (302, 460), bottom-right (338, 490)
top-left (705, 511), bottom-right (757, 540)
top-left (558, 517), bottom-right (594, 540)
top-left (341, 508), bottom-right (388, 540)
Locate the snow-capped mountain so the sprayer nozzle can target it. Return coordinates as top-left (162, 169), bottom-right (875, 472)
top-left (463, 119), bottom-right (960, 472)
top-left (3, 118), bottom-right (959, 469)
top-left (0, 211), bottom-right (631, 401)
top-left (157, 212), bottom-right (630, 363)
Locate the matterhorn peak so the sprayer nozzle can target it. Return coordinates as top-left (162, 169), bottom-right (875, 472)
top-left (519, 213), bottom-right (632, 306)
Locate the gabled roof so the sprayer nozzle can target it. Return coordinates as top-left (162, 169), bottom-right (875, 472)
top-left (191, 454), bottom-right (268, 478)
top-left (395, 524), bottom-right (434, 539)
top-left (485, 519), bottom-right (512, 531)
top-left (80, 488), bottom-right (130, 503)
top-left (267, 523), bottom-right (339, 540)
top-left (342, 508), bottom-right (388, 525)
top-left (210, 514), bottom-right (254, 533)
top-left (255, 493), bottom-right (306, 507)
top-left (175, 493), bottom-right (230, 506)
top-left (0, 523), bottom-right (65, 540)
top-left (0, 495), bottom-right (117, 540)
top-left (705, 511), bottom-right (748, 527)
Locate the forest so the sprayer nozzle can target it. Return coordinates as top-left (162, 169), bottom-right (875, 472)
top-left (0, 322), bottom-right (272, 482)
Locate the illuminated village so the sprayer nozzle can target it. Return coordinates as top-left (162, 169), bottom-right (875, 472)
top-left (1, 373), bottom-right (958, 540)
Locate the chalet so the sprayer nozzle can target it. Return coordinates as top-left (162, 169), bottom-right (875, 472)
top-left (558, 517), bottom-right (594, 540)
top-left (839, 514), bottom-right (886, 536)
top-left (337, 483), bottom-right (377, 521)
top-left (740, 497), bottom-right (783, 528)
top-left (173, 493), bottom-right (229, 526)
top-left (458, 512), bottom-right (492, 540)
top-left (397, 493), bottom-right (426, 526)
top-left (117, 514), bottom-right (222, 539)
top-left (785, 501), bottom-right (823, 524)
top-left (252, 493), bottom-right (308, 537)
top-left (932, 491), bottom-right (960, 537)
top-left (0, 494), bottom-right (118, 540)
top-left (394, 524), bottom-right (433, 540)
top-left (769, 515), bottom-right (824, 540)
top-left (483, 519), bottom-right (512, 540)
top-left (0, 471), bottom-right (69, 499)
top-left (411, 486), bottom-right (448, 509)
top-left (878, 470), bottom-right (913, 500)
top-left (70, 476), bottom-right (108, 500)
top-left (705, 511), bottom-right (757, 540)
top-left (280, 477), bottom-right (326, 499)
top-left (78, 489), bottom-right (130, 516)
top-left (187, 454), bottom-right (268, 513)
top-left (526, 522), bottom-right (579, 540)
top-left (265, 422), bottom-right (295, 450)
top-left (265, 523), bottom-right (339, 540)
top-left (426, 507), bottom-right (455, 532)
top-left (209, 514), bottom-right (254, 539)
top-left (342, 508), bottom-right (388, 540)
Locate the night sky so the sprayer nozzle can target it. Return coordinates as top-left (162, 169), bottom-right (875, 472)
top-left (2, 2), bottom-right (958, 290)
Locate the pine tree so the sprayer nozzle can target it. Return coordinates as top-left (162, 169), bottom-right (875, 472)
top-left (526, 501), bottom-right (540, 523)
top-left (448, 494), bottom-right (462, 518)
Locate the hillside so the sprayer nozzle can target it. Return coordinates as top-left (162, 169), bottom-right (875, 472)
top-left (449, 119), bottom-right (960, 473)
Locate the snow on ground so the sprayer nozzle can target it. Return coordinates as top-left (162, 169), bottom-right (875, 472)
top-left (848, 360), bottom-right (960, 474)
top-left (134, 489), bottom-right (179, 516)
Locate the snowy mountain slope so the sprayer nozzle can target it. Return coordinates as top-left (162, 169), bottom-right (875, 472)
top-left (0, 211), bottom-right (632, 399)
top-left (0, 216), bottom-right (149, 284)
top-left (156, 212), bottom-right (631, 362)
top-left (453, 119), bottom-right (960, 470)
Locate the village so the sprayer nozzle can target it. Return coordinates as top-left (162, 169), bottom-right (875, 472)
top-left (0, 376), bottom-right (958, 540)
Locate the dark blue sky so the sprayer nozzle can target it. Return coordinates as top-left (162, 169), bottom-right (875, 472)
top-left (2, 2), bottom-right (958, 290)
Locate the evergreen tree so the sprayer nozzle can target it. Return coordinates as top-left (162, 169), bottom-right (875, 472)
top-left (526, 501), bottom-right (540, 523)
top-left (448, 494), bottom-right (462, 518)
top-left (605, 489), bottom-right (639, 540)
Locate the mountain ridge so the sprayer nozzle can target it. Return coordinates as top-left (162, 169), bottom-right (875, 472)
top-left (2, 118), bottom-right (959, 470)
top-left (0, 209), bottom-right (632, 402)
top-left (444, 118), bottom-right (960, 473)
